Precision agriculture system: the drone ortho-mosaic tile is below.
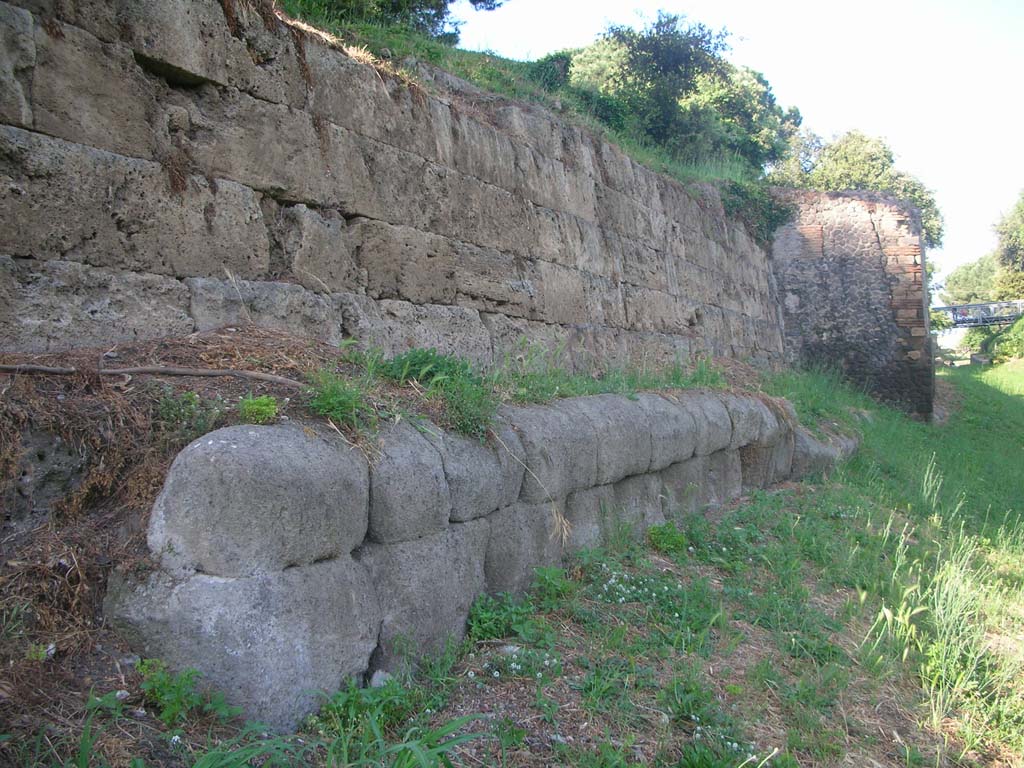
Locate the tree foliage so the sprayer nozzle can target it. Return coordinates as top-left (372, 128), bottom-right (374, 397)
top-left (605, 12), bottom-right (728, 147)
top-left (994, 190), bottom-right (1024, 272)
top-left (769, 130), bottom-right (944, 249)
top-left (941, 254), bottom-right (999, 305)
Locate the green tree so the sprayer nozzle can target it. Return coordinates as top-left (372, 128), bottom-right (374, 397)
top-left (770, 130), bottom-right (944, 249)
top-left (606, 12), bottom-right (728, 146)
top-left (941, 254), bottom-right (998, 305)
top-left (994, 190), bottom-right (1024, 271)
top-left (681, 64), bottom-right (802, 169)
top-left (992, 268), bottom-right (1024, 301)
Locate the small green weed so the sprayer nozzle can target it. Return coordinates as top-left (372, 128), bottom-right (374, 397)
top-left (307, 370), bottom-right (372, 429)
top-left (155, 389), bottom-right (224, 442)
top-left (467, 593), bottom-right (535, 642)
top-left (137, 659), bottom-right (240, 726)
top-left (237, 394), bottom-right (278, 424)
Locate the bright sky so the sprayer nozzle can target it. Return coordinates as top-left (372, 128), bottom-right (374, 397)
top-left (450, 0), bottom-right (1024, 282)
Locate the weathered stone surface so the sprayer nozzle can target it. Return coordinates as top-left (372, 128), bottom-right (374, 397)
top-left (337, 295), bottom-right (493, 366)
top-left (635, 393), bottom-right (698, 471)
top-left (705, 449), bottom-right (743, 506)
top-left (679, 392), bottom-right (733, 456)
top-left (106, 557), bottom-right (380, 731)
top-left (423, 419), bottom-right (525, 522)
top-left (791, 427), bottom-right (857, 478)
top-left (368, 421), bottom-right (451, 543)
top-left (31, 19), bottom-right (157, 158)
top-left (0, 126), bottom-right (270, 278)
top-left (774, 190), bottom-right (932, 418)
top-left (0, 2), bottom-right (34, 127)
top-left (187, 277), bottom-right (344, 343)
top-left (0, 257), bottom-right (193, 352)
top-left (612, 473), bottom-right (666, 534)
top-left (501, 402), bottom-right (599, 503)
top-left (273, 204), bottom-right (364, 294)
top-left (485, 502), bottom-right (564, 595)
top-left (148, 425), bottom-right (369, 578)
top-left (564, 395), bottom-right (653, 485)
top-left (718, 393), bottom-right (779, 450)
top-left (565, 485), bottom-right (615, 553)
top-left (358, 519), bottom-right (489, 672)
top-left (660, 455), bottom-right (708, 519)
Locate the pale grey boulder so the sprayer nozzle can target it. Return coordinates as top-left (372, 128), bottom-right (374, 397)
top-left (358, 518), bottom-right (489, 672)
top-left (564, 395), bottom-right (653, 485)
top-left (635, 393), bottom-right (698, 471)
top-left (705, 449), bottom-right (743, 506)
top-left (105, 556), bottom-right (381, 731)
top-left (422, 418), bottom-right (525, 522)
top-left (613, 473), bottom-right (666, 534)
top-left (485, 502), bottom-right (565, 594)
top-left (148, 425), bottom-right (369, 578)
top-left (659, 455), bottom-right (708, 519)
top-left (501, 402), bottom-right (599, 503)
top-left (679, 392), bottom-right (732, 456)
top-left (368, 421), bottom-right (451, 543)
top-left (791, 426), bottom-right (857, 478)
top-left (718, 393), bottom-right (779, 450)
top-left (565, 485), bottom-right (615, 553)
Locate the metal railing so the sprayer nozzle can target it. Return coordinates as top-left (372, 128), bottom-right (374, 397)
top-left (932, 299), bottom-right (1024, 328)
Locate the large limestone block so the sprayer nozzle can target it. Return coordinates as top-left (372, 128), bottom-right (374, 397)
top-left (790, 427), bottom-right (856, 479)
top-left (565, 485), bottom-right (615, 554)
top-left (149, 425), bottom-right (369, 578)
top-left (635, 393), bottom-right (698, 472)
top-left (106, 557), bottom-right (381, 731)
top-left (500, 401), bottom-right (599, 503)
top-left (0, 257), bottom-right (194, 352)
top-left (485, 502), bottom-right (564, 595)
top-left (678, 392), bottom-right (732, 456)
top-left (337, 295), bottom-right (493, 367)
top-left (180, 88), bottom-right (375, 210)
top-left (368, 421), bottom-right (451, 543)
top-left (0, 2), bottom-right (34, 127)
top-left (358, 519), bottom-right (489, 672)
top-left (659, 456), bottom-right (707, 520)
top-left (718, 393), bottom-right (780, 450)
top-left (0, 126), bottom-right (270, 278)
top-left (563, 395), bottom-right (653, 485)
top-left (32, 19), bottom-right (157, 158)
top-left (705, 449), bottom-right (742, 506)
top-left (273, 203), bottom-right (364, 294)
top-left (186, 277), bottom-right (344, 344)
top-left (613, 473), bottom-right (666, 535)
top-left (351, 218), bottom-right (458, 305)
top-left (422, 419), bottom-right (525, 522)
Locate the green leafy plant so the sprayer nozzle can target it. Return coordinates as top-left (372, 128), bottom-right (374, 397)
top-left (467, 593), bottom-right (535, 642)
top-left (137, 659), bottom-right (240, 726)
top-left (307, 370), bottom-right (372, 429)
top-left (237, 394), bottom-right (278, 424)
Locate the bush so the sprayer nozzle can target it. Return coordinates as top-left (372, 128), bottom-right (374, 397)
top-left (138, 659), bottom-right (239, 725)
top-left (467, 593), bottom-right (534, 642)
top-left (961, 326), bottom-right (996, 354)
top-left (991, 316), bottom-right (1024, 360)
top-left (237, 394), bottom-right (278, 424)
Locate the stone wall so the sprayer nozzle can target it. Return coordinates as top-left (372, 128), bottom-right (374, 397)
top-left (106, 389), bottom-right (855, 729)
top-left (772, 190), bottom-right (933, 417)
top-left (0, 0), bottom-right (784, 370)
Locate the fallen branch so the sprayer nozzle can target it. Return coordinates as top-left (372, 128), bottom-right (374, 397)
top-left (0, 364), bottom-right (306, 389)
